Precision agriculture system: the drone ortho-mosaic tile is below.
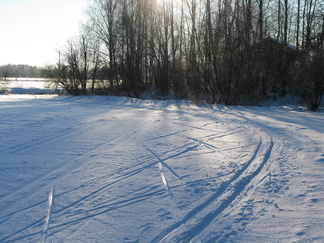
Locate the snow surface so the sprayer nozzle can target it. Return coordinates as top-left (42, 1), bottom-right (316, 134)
top-left (4, 79), bottom-right (56, 95)
top-left (0, 94), bottom-right (323, 242)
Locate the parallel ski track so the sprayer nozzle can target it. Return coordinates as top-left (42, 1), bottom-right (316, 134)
top-left (0, 118), bottom-right (101, 158)
top-left (0, 164), bottom-right (166, 242)
top-left (1, 102), bottom-right (277, 242)
top-left (0, 117), bottom-right (154, 202)
top-left (0, 120), bottom-right (103, 212)
top-left (0, 119), bottom-right (156, 242)
top-left (151, 128), bottom-right (274, 242)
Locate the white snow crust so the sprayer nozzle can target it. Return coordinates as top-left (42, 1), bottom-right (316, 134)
top-left (0, 95), bottom-right (323, 242)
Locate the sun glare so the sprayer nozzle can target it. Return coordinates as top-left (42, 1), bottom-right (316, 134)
top-left (0, 0), bottom-right (87, 66)
top-left (155, 0), bottom-right (173, 6)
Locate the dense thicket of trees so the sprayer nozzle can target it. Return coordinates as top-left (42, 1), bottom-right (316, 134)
top-left (46, 0), bottom-right (323, 110)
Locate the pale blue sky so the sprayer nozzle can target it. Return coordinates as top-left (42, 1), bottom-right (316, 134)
top-left (0, 0), bottom-right (88, 66)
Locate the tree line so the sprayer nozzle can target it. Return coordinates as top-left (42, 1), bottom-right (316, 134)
top-left (45, 0), bottom-right (324, 111)
top-left (0, 64), bottom-right (42, 78)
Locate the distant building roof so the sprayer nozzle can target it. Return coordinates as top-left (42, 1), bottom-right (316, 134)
top-left (267, 37), bottom-right (301, 52)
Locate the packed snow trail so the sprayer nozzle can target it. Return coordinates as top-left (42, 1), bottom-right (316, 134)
top-left (0, 95), bottom-right (323, 242)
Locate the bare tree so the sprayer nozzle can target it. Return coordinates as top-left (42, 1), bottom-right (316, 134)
top-left (87, 0), bottom-right (120, 93)
top-left (49, 0), bottom-right (322, 109)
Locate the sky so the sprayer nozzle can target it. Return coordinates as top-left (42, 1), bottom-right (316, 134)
top-left (0, 0), bottom-right (89, 66)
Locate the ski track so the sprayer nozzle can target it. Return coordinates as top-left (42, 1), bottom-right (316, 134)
top-left (145, 146), bottom-right (182, 219)
top-left (181, 135), bottom-right (220, 151)
top-left (182, 139), bottom-right (274, 242)
top-left (1, 116), bottom-right (153, 202)
top-left (145, 146), bottom-right (182, 180)
top-left (151, 127), bottom-right (274, 242)
top-left (0, 116), bottom-right (157, 242)
top-left (1, 101), bottom-right (265, 242)
top-left (45, 144), bottom-right (189, 239)
top-left (0, 118), bottom-right (107, 200)
top-left (0, 219), bottom-right (44, 243)
top-left (52, 160), bottom-right (157, 215)
top-left (0, 117), bottom-right (105, 158)
top-left (0, 140), bottom-right (106, 210)
top-left (1, 96), bottom-right (321, 242)
top-left (0, 152), bottom-right (156, 241)
top-left (151, 107), bottom-right (294, 242)
top-left (48, 186), bottom-right (166, 234)
top-left (45, 147), bottom-right (182, 237)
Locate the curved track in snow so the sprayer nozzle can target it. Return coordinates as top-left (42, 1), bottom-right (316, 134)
top-left (152, 124), bottom-right (274, 242)
top-left (0, 96), bottom-right (323, 242)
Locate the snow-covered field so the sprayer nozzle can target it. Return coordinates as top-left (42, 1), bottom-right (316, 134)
top-left (0, 94), bottom-right (323, 242)
top-left (1, 79), bottom-right (55, 94)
